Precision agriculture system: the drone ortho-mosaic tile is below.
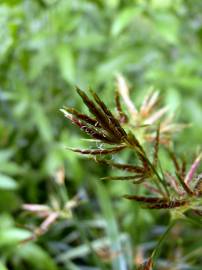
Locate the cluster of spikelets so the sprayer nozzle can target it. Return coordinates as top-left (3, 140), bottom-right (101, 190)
top-left (60, 78), bottom-right (202, 213)
top-left (21, 78), bottom-right (201, 269)
top-left (60, 77), bottom-right (201, 269)
top-left (21, 167), bottom-right (84, 242)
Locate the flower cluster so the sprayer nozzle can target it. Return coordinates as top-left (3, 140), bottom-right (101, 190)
top-left (61, 81), bottom-right (202, 269)
top-left (61, 85), bottom-right (201, 214)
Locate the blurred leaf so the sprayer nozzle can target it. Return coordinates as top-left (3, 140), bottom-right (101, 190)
top-left (0, 173), bottom-right (18, 190)
top-left (57, 45), bottom-right (76, 84)
top-left (0, 261), bottom-right (8, 270)
top-left (0, 149), bottom-right (13, 162)
top-left (0, 191), bottom-right (20, 212)
top-left (0, 228), bottom-right (31, 247)
top-left (111, 7), bottom-right (141, 36)
top-left (153, 13), bottom-right (179, 43)
top-left (95, 181), bottom-right (129, 270)
top-left (0, 162), bottom-right (23, 175)
top-left (0, 214), bottom-right (14, 229)
top-left (15, 243), bottom-right (58, 270)
top-left (32, 102), bottom-right (53, 143)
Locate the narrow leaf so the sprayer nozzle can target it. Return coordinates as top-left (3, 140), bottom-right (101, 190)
top-left (0, 174), bottom-right (18, 190)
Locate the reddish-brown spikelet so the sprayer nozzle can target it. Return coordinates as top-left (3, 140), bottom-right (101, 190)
top-left (96, 159), bottom-right (145, 173)
top-left (67, 145), bottom-right (126, 155)
top-left (101, 175), bottom-right (147, 182)
top-left (115, 90), bottom-right (128, 123)
top-left (137, 257), bottom-right (153, 270)
top-left (153, 126), bottom-right (160, 167)
top-left (64, 107), bottom-right (101, 127)
top-left (76, 88), bottom-right (126, 142)
top-left (61, 109), bottom-right (118, 144)
top-left (92, 90), bottom-right (127, 138)
top-left (123, 195), bottom-right (188, 209)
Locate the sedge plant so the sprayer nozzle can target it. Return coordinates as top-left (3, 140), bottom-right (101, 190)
top-left (60, 76), bottom-right (202, 269)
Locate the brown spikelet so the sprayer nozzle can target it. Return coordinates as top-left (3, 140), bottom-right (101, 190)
top-left (91, 90), bottom-right (127, 138)
top-left (76, 88), bottom-right (117, 134)
top-left (143, 258), bottom-right (153, 270)
top-left (180, 157), bottom-right (187, 179)
top-left (63, 107), bottom-right (101, 127)
top-left (124, 195), bottom-right (187, 209)
top-left (76, 88), bottom-right (126, 141)
top-left (194, 178), bottom-right (202, 196)
top-left (60, 109), bottom-right (119, 144)
top-left (146, 200), bottom-right (187, 209)
top-left (137, 257), bottom-right (153, 270)
top-left (168, 150), bottom-right (180, 173)
top-left (67, 145), bottom-right (126, 155)
top-left (153, 126), bottom-right (160, 167)
top-left (101, 175), bottom-right (146, 182)
top-left (115, 90), bottom-right (128, 123)
top-left (96, 159), bottom-right (145, 173)
top-left (123, 195), bottom-right (168, 203)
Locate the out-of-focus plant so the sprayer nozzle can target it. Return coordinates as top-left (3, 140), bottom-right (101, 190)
top-left (61, 78), bottom-right (202, 269)
top-left (116, 74), bottom-right (187, 145)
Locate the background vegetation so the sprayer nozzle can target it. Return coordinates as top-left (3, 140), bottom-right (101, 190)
top-left (0, 0), bottom-right (202, 269)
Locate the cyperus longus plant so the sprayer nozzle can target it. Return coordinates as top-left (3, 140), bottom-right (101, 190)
top-left (61, 76), bottom-right (202, 269)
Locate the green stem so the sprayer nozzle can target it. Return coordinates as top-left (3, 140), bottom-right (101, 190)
top-left (126, 135), bottom-right (170, 197)
top-left (148, 159), bottom-right (169, 197)
top-left (151, 219), bottom-right (177, 261)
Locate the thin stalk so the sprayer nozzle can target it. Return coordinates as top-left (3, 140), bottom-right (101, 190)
top-left (125, 143), bottom-right (167, 197)
top-left (151, 219), bottom-right (177, 261)
top-left (125, 137), bottom-right (170, 197)
top-left (147, 159), bottom-right (170, 197)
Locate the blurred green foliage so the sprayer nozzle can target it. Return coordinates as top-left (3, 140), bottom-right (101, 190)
top-left (0, 0), bottom-right (202, 269)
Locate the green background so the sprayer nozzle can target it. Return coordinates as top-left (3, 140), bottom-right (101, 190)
top-left (0, 0), bottom-right (202, 269)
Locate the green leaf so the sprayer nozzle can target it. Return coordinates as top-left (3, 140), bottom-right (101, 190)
top-left (15, 243), bottom-right (58, 270)
top-left (0, 228), bottom-right (31, 247)
top-left (0, 149), bottom-right (13, 162)
top-left (111, 7), bottom-right (141, 36)
top-left (153, 13), bottom-right (179, 44)
top-left (0, 261), bottom-right (8, 270)
top-left (57, 45), bottom-right (76, 84)
top-left (32, 102), bottom-right (53, 143)
top-left (0, 173), bottom-right (18, 190)
top-left (95, 181), bottom-right (129, 270)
